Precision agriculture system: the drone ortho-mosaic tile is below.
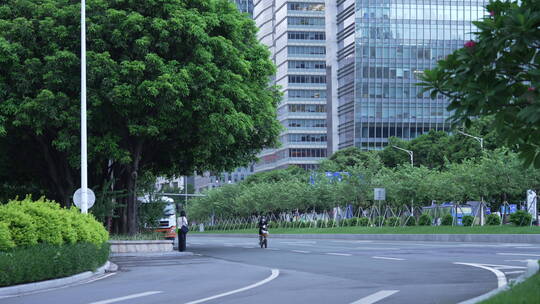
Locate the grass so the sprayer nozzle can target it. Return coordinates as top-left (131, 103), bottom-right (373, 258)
top-left (109, 232), bottom-right (166, 240)
top-left (479, 261), bottom-right (540, 304)
top-left (194, 225), bottom-right (540, 234)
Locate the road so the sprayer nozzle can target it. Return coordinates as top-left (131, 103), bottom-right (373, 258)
top-left (2, 235), bottom-right (539, 304)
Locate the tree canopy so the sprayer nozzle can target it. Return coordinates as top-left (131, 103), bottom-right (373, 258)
top-left (420, 0), bottom-right (540, 167)
top-left (0, 0), bottom-right (281, 234)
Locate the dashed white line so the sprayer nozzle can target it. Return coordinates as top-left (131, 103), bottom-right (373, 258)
top-left (292, 250), bottom-right (311, 254)
top-left (372, 256), bottom-right (404, 261)
top-left (350, 290), bottom-right (399, 304)
top-left (184, 269), bottom-right (280, 304)
top-left (515, 246), bottom-right (540, 249)
top-left (454, 263), bottom-right (507, 288)
top-left (326, 253), bottom-right (352, 256)
top-left (497, 253), bottom-right (540, 257)
top-left (88, 291), bottom-right (163, 304)
top-left (504, 259), bottom-right (531, 263)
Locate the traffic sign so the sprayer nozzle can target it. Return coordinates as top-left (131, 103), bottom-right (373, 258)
top-left (374, 188), bottom-right (386, 201)
top-left (73, 188), bottom-right (96, 209)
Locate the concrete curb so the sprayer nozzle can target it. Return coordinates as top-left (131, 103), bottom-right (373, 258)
top-left (458, 259), bottom-right (540, 304)
top-left (110, 251), bottom-right (194, 257)
top-left (193, 233), bottom-right (540, 244)
top-left (0, 261), bottom-right (114, 298)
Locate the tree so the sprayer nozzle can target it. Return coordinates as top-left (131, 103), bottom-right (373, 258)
top-left (420, 0), bottom-right (540, 167)
top-left (0, 0), bottom-right (281, 234)
top-left (319, 147), bottom-right (382, 172)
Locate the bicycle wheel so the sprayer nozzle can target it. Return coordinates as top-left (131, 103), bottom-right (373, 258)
top-left (263, 238), bottom-right (267, 248)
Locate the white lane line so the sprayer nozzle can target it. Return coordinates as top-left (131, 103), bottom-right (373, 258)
top-left (267, 248), bottom-right (280, 251)
top-left (350, 290), bottom-right (399, 304)
top-left (242, 246), bottom-right (255, 249)
top-left (326, 253), bottom-right (352, 256)
top-left (292, 250), bottom-right (311, 254)
top-left (505, 259), bottom-right (531, 263)
top-left (454, 263), bottom-right (507, 288)
top-left (477, 264), bottom-right (526, 270)
top-left (515, 246), bottom-right (540, 249)
top-left (84, 273), bottom-right (117, 284)
top-left (185, 269), bottom-right (279, 304)
top-left (372, 256), bottom-right (404, 261)
top-left (89, 291), bottom-right (163, 304)
top-left (497, 253), bottom-right (540, 257)
top-left (504, 270), bottom-right (525, 275)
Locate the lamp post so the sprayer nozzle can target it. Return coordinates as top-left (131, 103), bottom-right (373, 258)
top-left (392, 146), bottom-right (414, 166)
top-left (458, 131), bottom-right (484, 151)
top-left (80, 0), bottom-right (88, 214)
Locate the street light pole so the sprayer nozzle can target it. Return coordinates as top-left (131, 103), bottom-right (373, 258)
top-left (80, 0), bottom-right (88, 214)
top-left (392, 146), bottom-right (414, 166)
top-left (458, 131), bottom-right (484, 151)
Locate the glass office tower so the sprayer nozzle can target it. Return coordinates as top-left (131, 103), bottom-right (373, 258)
top-left (330, 0), bottom-right (487, 150)
top-left (253, 0), bottom-right (328, 172)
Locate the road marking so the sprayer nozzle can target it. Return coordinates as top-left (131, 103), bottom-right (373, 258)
top-left (292, 250), bottom-right (311, 253)
top-left (326, 253), bottom-right (352, 256)
top-left (454, 263), bottom-right (507, 288)
top-left (267, 248), bottom-right (280, 251)
top-left (242, 246), bottom-right (255, 249)
top-left (515, 246), bottom-right (540, 249)
top-left (497, 253), bottom-right (540, 257)
top-left (354, 247), bottom-right (400, 250)
top-left (350, 290), bottom-right (399, 304)
top-left (185, 269), bottom-right (279, 304)
top-left (477, 264), bottom-right (526, 270)
top-left (89, 291), bottom-right (163, 304)
top-left (84, 273), bottom-right (117, 284)
top-left (504, 270), bottom-right (525, 275)
top-left (372, 256), bottom-right (404, 261)
top-left (504, 259), bottom-right (531, 263)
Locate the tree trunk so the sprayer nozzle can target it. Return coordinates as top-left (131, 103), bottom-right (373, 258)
top-left (126, 139), bottom-right (144, 235)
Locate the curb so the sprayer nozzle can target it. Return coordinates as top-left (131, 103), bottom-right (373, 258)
top-left (458, 259), bottom-right (540, 304)
top-left (192, 233), bottom-right (540, 244)
top-left (0, 260), bottom-right (115, 298)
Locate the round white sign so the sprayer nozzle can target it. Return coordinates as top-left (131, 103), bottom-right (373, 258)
top-left (73, 188), bottom-right (96, 209)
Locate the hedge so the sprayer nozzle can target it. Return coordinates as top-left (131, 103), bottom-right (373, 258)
top-left (0, 242), bottom-right (110, 287)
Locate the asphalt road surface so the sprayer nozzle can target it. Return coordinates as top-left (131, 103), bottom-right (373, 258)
top-left (3, 235), bottom-right (540, 304)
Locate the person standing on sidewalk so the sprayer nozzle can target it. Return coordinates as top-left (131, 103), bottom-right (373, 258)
top-left (177, 210), bottom-right (188, 252)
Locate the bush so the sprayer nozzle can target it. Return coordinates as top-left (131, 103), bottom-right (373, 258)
top-left (441, 214), bottom-right (454, 226)
top-left (404, 216), bottom-right (416, 226)
top-left (509, 211), bottom-right (532, 226)
top-left (0, 242), bottom-right (109, 287)
top-left (418, 214), bottom-right (432, 226)
top-left (0, 206), bottom-right (38, 247)
top-left (462, 215), bottom-right (475, 226)
top-left (486, 214), bottom-right (501, 226)
top-left (385, 217), bottom-right (400, 227)
top-left (372, 216), bottom-right (384, 226)
top-left (0, 223), bottom-right (15, 251)
top-left (358, 217), bottom-right (370, 226)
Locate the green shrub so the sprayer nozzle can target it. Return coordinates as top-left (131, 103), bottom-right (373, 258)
top-left (9, 198), bottom-right (65, 245)
top-left (0, 223), bottom-right (15, 251)
top-left (316, 219), bottom-right (324, 228)
top-left (327, 220), bottom-right (336, 227)
top-left (0, 206), bottom-right (38, 247)
top-left (509, 211), bottom-right (532, 226)
top-left (462, 215), bottom-right (475, 226)
top-left (348, 217), bottom-right (358, 226)
top-left (486, 214), bottom-right (501, 226)
top-left (441, 214), bottom-right (454, 226)
top-left (385, 217), bottom-right (401, 227)
top-left (418, 214), bottom-right (432, 226)
top-left (0, 242), bottom-right (109, 287)
top-left (373, 216), bottom-right (384, 226)
top-left (404, 216), bottom-right (416, 226)
top-left (358, 217), bottom-right (370, 226)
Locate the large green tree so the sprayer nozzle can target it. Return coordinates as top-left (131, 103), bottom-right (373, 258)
top-left (421, 0), bottom-right (540, 166)
top-left (0, 0), bottom-right (281, 234)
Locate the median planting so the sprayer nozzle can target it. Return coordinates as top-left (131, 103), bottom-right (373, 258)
top-left (0, 198), bottom-right (109, 287)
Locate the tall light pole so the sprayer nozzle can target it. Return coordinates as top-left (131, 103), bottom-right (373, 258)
top-left (80, 0), bottom-right (88, 214)
top-left (458, 131), bottom-right (484, 151)
top-left (393, 146), bottom-right (414, 166)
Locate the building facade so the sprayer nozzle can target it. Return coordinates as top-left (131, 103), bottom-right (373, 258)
top-left (233, 0), bottom-right (254, 16)
top-left (253, 0), bottom-right (328, 172)
top-left (327, 0), bottom-right (487, 151)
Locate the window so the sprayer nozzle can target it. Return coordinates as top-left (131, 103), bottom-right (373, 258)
top-left (288, 46), bottom-right (326, 55)
top-left (288, 104), bottom-right (326, 112)
top-left (288, 75), bottom-right (326, 84)
top-left (288, 2), bottom-right (325, 11)
top-left (288, 17), bottom-right (325, 26)
top-left (288, 134), bottom-right (327, 142)
top-left (288, 60), bottom-right (326, 69)
top-left (289, 148), bottom-right (328, 158)
top-left (287, 119), bottom-right (326, 128)
top-left (288, 31), bottom-right (326, 40)
top-left (288, 90), bottom-right (326, 99)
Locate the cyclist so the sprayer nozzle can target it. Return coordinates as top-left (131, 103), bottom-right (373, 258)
top-left (258, 215), bottom-right (269, 246)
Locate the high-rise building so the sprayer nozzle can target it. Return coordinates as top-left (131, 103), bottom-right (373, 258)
top-left (327, 0), bottom-right (487, 151)
top-left (253, 0), bottom-right (328, 172)
top-left (232, 0), bottom-right (254, 16)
